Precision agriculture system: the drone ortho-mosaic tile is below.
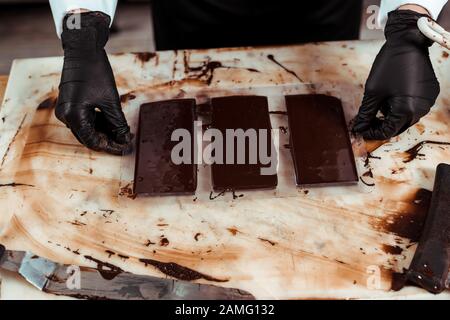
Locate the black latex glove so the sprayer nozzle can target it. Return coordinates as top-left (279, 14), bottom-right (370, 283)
top-left (353, 10), bottom-right (440, 140)
top-left (56, 11), bottom-right (132, 155)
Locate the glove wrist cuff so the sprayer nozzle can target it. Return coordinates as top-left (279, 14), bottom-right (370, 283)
top-left (385, 10), bottom-right (434, 48)
top-left (61, 12), bottom-right (111, 56)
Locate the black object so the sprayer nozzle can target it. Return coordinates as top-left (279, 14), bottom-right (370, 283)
top-left (285, 94), bottom-right (358, 186)
top-left (405, 163), bottom-right (450, 294)
top-left (55, 12), bottom-right (132, 155)
top-left (0, 244), bottom-right (4, 260)
top-left (211, 96), bottom-right (278, 191)
top-left (151, 0), bottom-right (361, 50)
top-left (353, 10), bottom-right (440, 140)
top-left (134, 99), bottom-right (197, 195)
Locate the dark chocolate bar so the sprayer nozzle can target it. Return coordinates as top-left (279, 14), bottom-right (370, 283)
top-left (406, 163), bottom-right (450, 293)
top-left (285, 94), bottom-right (358, 186)
top-left (211, 96), bottom-right (278, 191)
top-left (133, 99), bottom-right (197, 195)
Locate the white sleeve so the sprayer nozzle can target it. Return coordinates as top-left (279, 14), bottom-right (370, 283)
top-left (49, 0), bottom-right (118, 37)
top-left (378, 0), bottom-right (448, 26)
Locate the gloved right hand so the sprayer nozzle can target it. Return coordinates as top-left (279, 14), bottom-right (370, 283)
top-left (353, 9), bottom-right (440, 140)
top-left (56, 11), bottom-right (132, 155)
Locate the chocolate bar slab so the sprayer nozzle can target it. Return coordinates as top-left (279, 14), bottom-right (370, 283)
top-left (211, 96), bottom-right (278, 191)
top-left (405, 163), bottom-right (450, 294)
top-left (134, 99), bottom-right (197, 195)
top-left (285, 94), bottom-right (358, 186)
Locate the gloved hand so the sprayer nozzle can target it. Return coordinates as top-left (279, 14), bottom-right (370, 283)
top-left (353, 10), bottom-right (440, 140)
top-left (56, 11), bottom-right (132, 155)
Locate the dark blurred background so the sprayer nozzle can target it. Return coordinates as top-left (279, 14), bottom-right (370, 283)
top-left (0, 0), bottom-right (449, 74)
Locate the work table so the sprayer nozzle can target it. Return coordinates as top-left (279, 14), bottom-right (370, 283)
top-left (0, 76), bottom-right (7, 101)
top-left (0, 40), bottom-right (449, 299)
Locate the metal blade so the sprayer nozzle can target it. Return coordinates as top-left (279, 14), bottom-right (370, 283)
top-left (0, 247), bottom-right (254, 300)
top-left (44, 265), bottom-right (254, 300)
top-left (18, 252), bottom-right (58, 290)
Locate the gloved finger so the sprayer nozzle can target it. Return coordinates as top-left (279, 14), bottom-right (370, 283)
top-left (94, 110), bottom-right (134, 144)
top-left (56, 102), bottom-right (131, 155)
top-left (352, 94), bottom-right (383, 133)
top-left (97, 101), bottom-right (132, 145)
top-left (74, 122), bottom-right (132, 156)
top-left (358, 96), bottom-right (433, 140)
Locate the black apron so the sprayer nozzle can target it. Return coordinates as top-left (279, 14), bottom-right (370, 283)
top-left (151, 0), bottom-right (362, 50)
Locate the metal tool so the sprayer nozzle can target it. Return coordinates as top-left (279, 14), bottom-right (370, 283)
top-left (0, 245), bottom-right (254, 300)
top-left (418, 17), bottom-right (450, 50)
top-left (404, 164), bottom-right (450, 294)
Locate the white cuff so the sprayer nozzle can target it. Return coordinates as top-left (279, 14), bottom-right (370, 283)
top-left (378, 0), bottom-right (448, 27)
top-left (49, 0), bottom-right (118, 37)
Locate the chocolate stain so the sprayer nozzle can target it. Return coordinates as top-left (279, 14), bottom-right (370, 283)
top-left (119, 183), bottom-right (136, 199)
top-left (190, 61), bottom-right (224, 85)
top-left (382, 245), bottom-right (404, 255)
top-left (209, 190), bottom-right (226, 200)
top-left (69, 220), bottom-right (87, 227)
top-left (139, 258), bottom-right (228, 282)
top-left (46, 274), bottom-right (65, 284)
top-left (84, 256), bottom-right (123, 280)
top-left (120, 92), bottom-right (136, 104)
top-left (185, 58), bottom-right (259, 85)
top-left (37, 96), bottom-right (57, 110)
top-left (360, 170), bottom-right (375, 187)
top-left (359, 152), bottom-right (382, 186)
top-left (145, 240), bottom-right (156, 247)
top-left (159, 237), bottom-right (169, 247)
top-left (0, 182), bottom-right (34, 188)
top-left (134, 52), bottom-right (157, 64)
top-left (258, 238), bottom-right (277, 246)
top-left (391, 167), bottom-right (406, 175)
top-left (232, 191), bottom-right (244, 200)
top-left (375, 188), bottom-right (432, 242)
top-left (364, 152), bottom-right (381, 168)
top-left (1, 114), bottom-right (26, 167)
top-left (402, 140), bottom-right (450, 163)
top-left (442, 51), bottom-right (449, 59)
top-left (105, 250), bottom-right (115, 258)
top-left (100, 209), bottom-right (114, 218)
top-left (267, 54), bottom-right (303, 82)
top-left (365, 139), bottom-right (389, 153)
